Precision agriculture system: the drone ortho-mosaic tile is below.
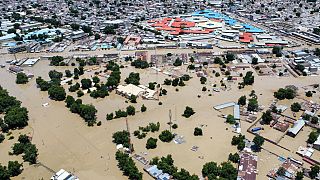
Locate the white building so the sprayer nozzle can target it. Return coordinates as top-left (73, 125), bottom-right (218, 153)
top-left (51, 169), bottom-right (79, 180)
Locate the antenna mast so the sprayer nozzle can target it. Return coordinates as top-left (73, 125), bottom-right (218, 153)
top-left (125, 117), bottom-right (133, 153)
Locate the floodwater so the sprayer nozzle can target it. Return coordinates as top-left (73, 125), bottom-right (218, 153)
top-left (0, 52), bottom-right (319, 180)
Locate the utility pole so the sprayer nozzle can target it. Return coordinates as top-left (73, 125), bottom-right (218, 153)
top-left (125, 117), bottom-right (133, 154)
top-left (169, 109), bottom-right (172, 132)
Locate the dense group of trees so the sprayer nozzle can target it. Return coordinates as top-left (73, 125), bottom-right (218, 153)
top-left (16, 73), bottom-right (29, 84)
top-left (0, 86), bottom-right (29, 132)
top-left (202, 161), bottom-right (237, 180)
top-left (0, 161), bottom-right (23, 179)
top-left (125, 72), bottom-right (140, 85)
top-left (228, 153), bottom-right (240, 163)
top-left (49, 56), bottom-right (65, 66)
top-left (12, 134), bottom-right (38, 164)
top-left (182, 106), bottom-right (195, 118)
top-left (274, 87), bottom-right (297, 100)
top-left (64, 96), bottom-right (97, 126)
top-left (131, 59), bottom-right (149, 69)
top-left (231, 134), bottom-right (246, 151)
top-left (115, 151), bottom-right (142, 180)
top-left (112, 130), bottom-right (130, 148)
top-left (48, 85), bottom-right (66, 101)
top-left (150, 155), bottom-right (198, 179)
top-left (106, 105), bottom-right (139, 121)
top-left (133, 122), bottom-right (160, 139)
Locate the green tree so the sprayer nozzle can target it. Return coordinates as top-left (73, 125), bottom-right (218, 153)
top-left (219, 162), bottom-right (238, 179)
top-left (79, 104), bottom-right (97, 122)
top-left (228, 153), bottom-right (240, 163)
top-left (146, 137), bottom-right (158, 149)
top-left (65, 95), bottom-right (75, 108)
top-left (81, 78), bottom-right (92, 89)
top-left (311, 116), bottom-right (319, 124)
top-left (226, 114), bottom-right (236, 124)
top-left (238, 95), bottom-right (246, 106)
top-left (182, 106), bottom-right (195, 118)
top-left (295, 171), bottom-right (304, 180)
top-left (0, 164), bottom-right (10, 180)
top-left (202, 162), bottom-right (219, 179)
top-left (125, 73), bottom-right (140, 85)
top-left (49, 70), bottom-right (63, 80)
top-left (252, 57), bottom-right (258, 65)
top-left (8, 161), bottom-right (23, 177)
top-left (106, 113), bottom-right (114, 120)
top-left (0, 134), bottom-right (4, 143)
top-left (277, 167), bottom-right (286, 176)
top-left (95, 33), bottom-right (100, 40)
top-left (4, 107), bottom-right (29, 129)
top-left (65, 70), bottom-right (73, 77)
top-left (309, 165), bottom-right (320, 179)
top-left (200, 76), bottom-right (207, 84)
top-left (226, 53), bottom-right (235, 61)
top-left (48, 85), bottom-right (66, 101)
top-left (261, 110), bottom-right (273, 124)
top-left (92, 76), bottom-right (100, 84)
top-left (70, 23), bottom-right (80, 31)
top-left (173, 58), bottom-right (183, 66)
top-left (159, 130), bottom-right (174, 142)
top-left (130, 95), bottom-right (137, 103)
top-left (126, 105), bottom-right (135, 116)
top-left (306, 91), bottom-right (313, 97)
top-left (22, 144), bottom-right (38, 164)
top-left (194, 127), bottom-right (203, 136)
top-left (141, 104), bottom-right (147, 112)
top-left (243, 71), bottom-right (254, 85)
top-left (247, 98), bottom-right (258, 112)
top-left (308, 131), bottom-right (318, 144)
top-left (112, 131), bottom-right (130, 147)
top-left (291, 102), bottom-right (301, 112)
top-left (253, 135), bottom-right (264, 151)
top-left (115, 151), bottom-right (143, 180)
top-left (16, 73), bottom-right (28, 84)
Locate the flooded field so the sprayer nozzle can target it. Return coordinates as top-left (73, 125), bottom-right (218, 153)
top-left (0, 53), bottom-right (319, 180)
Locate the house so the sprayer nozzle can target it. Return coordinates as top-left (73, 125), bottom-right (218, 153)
top-left (50, 169), bottom-right (79, 180)
top-left (287, 120), bottom-right (305, 137)
top-left (237, 151), bottom-right (258, 180)
top-left (314, 135), bottom-right (320, 151)
top-left (116, 84), bottom-right (156, 100)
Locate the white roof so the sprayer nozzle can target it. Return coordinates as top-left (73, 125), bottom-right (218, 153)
top-left (117, 84), bottom-right (145, 96)
top-left (314, 135), bottom-right (320, 146)
top-left (288, 120), bottom-right (305, 135)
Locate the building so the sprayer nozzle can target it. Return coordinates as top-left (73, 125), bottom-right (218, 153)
top-left (287, 120), bottom-right (305, 137)
top-left (8, 44), bottom-right (27, 53)
top-left (50, 169), bottom-right (79, 180)
top-left (314, 135), bottom-right (320, 151)
top-left (116, 84), bottom-right (156, 100)
top-left (144, 165), bottom-right (171, 180)
top-left (237, 151), bottom-right (258, 180)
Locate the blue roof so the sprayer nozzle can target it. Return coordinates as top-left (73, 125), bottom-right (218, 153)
top-left (0, 33), bottom-right (16, 41)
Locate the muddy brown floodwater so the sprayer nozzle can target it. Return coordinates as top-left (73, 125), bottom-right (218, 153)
top-left (0, 54), bottom-right (319, 180)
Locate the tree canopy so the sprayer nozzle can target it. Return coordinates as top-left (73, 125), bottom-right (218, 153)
top-left (16, 73), bottom-right (28, 84)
